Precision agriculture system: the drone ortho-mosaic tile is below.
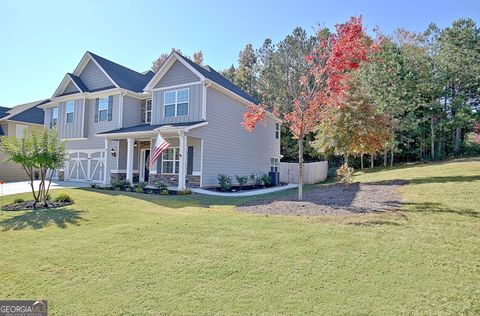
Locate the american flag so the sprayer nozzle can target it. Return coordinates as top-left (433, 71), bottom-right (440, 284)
top-left (149, 134), bottom-right (170, 168)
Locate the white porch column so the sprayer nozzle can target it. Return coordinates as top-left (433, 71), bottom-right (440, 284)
top-left (104, 138), bottom-right (112, 185)
top-left (178, 132), bottom-right (187, 190)
top-left (126, 138), bottom-right (134, 183)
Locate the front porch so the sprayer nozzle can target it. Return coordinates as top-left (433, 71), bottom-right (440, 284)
top-left (101, 124), bottom-right (204, 190)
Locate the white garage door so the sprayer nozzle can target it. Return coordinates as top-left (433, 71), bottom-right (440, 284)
top-left (66, 151), bottom-right (105, 182)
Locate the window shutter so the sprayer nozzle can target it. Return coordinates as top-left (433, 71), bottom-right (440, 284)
top-left (94, 99), bottom-right (99, 122)
top-left (107, 96), bottom-right (113, 121)
top-left (156, 152), bottom-right (162, 174)
top-left (187, 146), bottom-right (194, 175)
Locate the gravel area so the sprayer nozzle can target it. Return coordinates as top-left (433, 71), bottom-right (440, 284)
top-left (237, 180), bottom-right (407, 216)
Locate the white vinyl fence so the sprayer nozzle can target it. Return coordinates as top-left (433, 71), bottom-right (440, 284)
top-left (279, 161), bottom-right (328, 184)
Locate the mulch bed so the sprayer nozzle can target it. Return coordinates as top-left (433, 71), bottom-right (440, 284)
top-left (207, 183), bottom-right (287, 193)
top-left (1, 200), bottom-right (74, 211)
top-left (237, 180), bottom-right (408, 216)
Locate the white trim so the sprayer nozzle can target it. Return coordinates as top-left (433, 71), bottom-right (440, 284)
top-left (65, 148), bottom-right (103, 154)
top-left (145, 99), bottom-right (152, 123)
top-left (52, 74), bottom-right (83, 98)
top-left (192, 171), bottom-right (202, 176)
top-left (2, 119), bottom-right (45, 127)
top-left (97, 122), bottom-right (208, 139)
top-left (65, 100), bottom-right (75, 124)
top-left (72, 52), bottom-right (119, 89)
top-left (81, 98), bottom-right (86, 137)
top-left (144, 52), bottom-right (205, 91)
top-left (152, 81), bottom-right (202, 92)
top-left (110, 169), bottom-right (139, 173)
top-left (62, 137), bottom-right (88, 141)
top-left (118, 93), bottom-right (124, 128)
top-left (160, 147), bottom-right (180, 175)
top-left (201, 82), bottom-right (210, 120)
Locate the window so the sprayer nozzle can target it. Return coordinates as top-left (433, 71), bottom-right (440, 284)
top-left (145, 99), bottom-right (152, 123)
top-left (98, 97), bottom-right (109, 122)
top-left (51, 107), bottom-right (58, 129)
top-left (162, 147), bottom-right (180, 174)
top-left (66, 101), bottom-right (75, 123)
top-left (270, 157), bottom-right (279, 172)
top-left (164, 88), bottom-right (189, 117)
top-left (275, 123), bottom-right (280, 139)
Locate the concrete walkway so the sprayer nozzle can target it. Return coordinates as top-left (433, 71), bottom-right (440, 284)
top-left (0, 180), bottom-right (90, 197)
top-left (191, 184), bottom-right (298, 197)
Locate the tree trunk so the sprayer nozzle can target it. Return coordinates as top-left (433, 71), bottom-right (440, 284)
top-left (431, 114), bottom-right (435, 160)
top-left (344, 154), bottom-right (349, 167)
top-left (298, 137), bottom-right (304, 201)
top-left (360, 153), bottom-right (364, 170)
top-left (454, 127), bottom-right (461, 156)
top-left (390, 147), bottom-right (394, 167)
top-left (370, 153), bottom-right (374, 169)
top-left (383, 150), bottom-right (387, 167)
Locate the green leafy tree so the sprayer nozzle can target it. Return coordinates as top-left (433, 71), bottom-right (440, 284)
top-left (0, 129), bottom-right (66, 207)
top-left (236, 43), bottom-right (258, 99)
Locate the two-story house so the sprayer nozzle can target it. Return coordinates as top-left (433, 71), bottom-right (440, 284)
top-left (0, 100), bottom-right (46, 181)
top-left (39, 51), bottom-right (281, 189)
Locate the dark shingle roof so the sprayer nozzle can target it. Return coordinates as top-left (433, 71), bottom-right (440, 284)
top-left (0, 106), bottom-right (9, 119)
top-left (68, 73), bottom-right (89, 92)
top-left (97, 121), bottom-right (205, 135)
top-left (8, 100), bottom-right (48, 125)
top-left (88, 52), bottom-right (154, 93)
top-left (176, 53), bottom-right (258, 104)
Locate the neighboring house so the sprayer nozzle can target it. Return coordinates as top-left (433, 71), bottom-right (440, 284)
top-left (38, 51), bottom-right (281, 189)
top-left (0, 101), bottom-right (46, 181)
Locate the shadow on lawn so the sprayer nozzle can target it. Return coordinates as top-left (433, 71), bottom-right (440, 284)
top-left (405, 202), bottom-right (479, 218)
top-left (0, 208), bottom-right (87, 231)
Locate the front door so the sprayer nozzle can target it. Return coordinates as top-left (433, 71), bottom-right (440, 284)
top-left (140, 149), bottom-right (150, 183)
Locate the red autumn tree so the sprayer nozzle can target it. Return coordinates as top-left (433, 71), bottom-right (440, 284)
top-left (242, 42), bottom-right (328, 200)
top-left (311, 16), bottom-right (389, 172)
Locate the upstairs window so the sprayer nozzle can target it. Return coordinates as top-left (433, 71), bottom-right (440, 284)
top-left (95, 96), bottom-right (113, 122)
top-left (51, 107), bottom-right (58, 129)
top-left (66, 101), bottom-right (75, 123)
top-left (164, 88), bottom-right (189, 118)
top-left (275, 123), bottom-right (280, 139)
top-left (145, 99), bottom-right (152, 123)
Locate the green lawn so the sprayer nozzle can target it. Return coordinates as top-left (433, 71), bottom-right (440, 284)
top-left (0, 159), bottom-right (479, 315)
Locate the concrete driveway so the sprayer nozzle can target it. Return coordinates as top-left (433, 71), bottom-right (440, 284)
top-left (0, 180), bottom-right (90, 197)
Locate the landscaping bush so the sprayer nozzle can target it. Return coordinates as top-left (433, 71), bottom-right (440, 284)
top-left (235, 175), bottom-right (248, 189)
top-left (13, 198), bottom-right (25, 204)
top-left (53, 193), bottom-right (74, 203)
top-left (260, 174), bottom-right (272, 187)
top-left (337, 164), bottom-right (354, 184)
top-left (217, 174), bottom-right (232, 191)
top-left (134, 182), bottom-right (147, 193)
top-left (177, 189), bottom-right (192, 195)
top-left (90, 183), bottom-right (97, 189)
top-left (111, 179), bottom-right (132, 191)
top-left (155, 180), bottom-right (169, 195)
top-left (250, 174), bottom-right (256, 185)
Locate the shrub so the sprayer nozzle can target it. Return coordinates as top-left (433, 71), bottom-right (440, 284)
top-left (250, 174), bottom-right (256, 184)
top-left (217, 174), bottom-right (232, 191)
top-left (235, 175), bottom-right (248, 189)
top-left (54, 193), bottom-right (73, 203)
top-left (111, 179), bottom-right (131, 191)
top-left (13, 198), bottom-right (25, 204)
top-left (260, 174), bottom-right (272, 187)
top-left (337, 164), bottom-right (354, 184)
top-left (155, 180), bottom-right (169, 195)
top-left (134, 182), bottom-right (147, 193)
top-left (90, 183), bottom-right (97, 189)
top-left (177, 189), bottom-right (192, 195)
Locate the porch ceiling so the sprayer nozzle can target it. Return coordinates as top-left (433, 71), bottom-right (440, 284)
top-left (96, 121), bottom-right (207, 139)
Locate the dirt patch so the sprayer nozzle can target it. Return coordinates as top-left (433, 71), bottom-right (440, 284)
top-left (1, 200), bottom-right (74, 211)
top-left (237, 180), bottom-right (407, 216)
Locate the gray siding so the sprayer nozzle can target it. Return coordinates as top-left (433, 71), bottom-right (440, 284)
top-left (122, 95), bottom-right (142, 128)
top-left (79, 60), bottom-right (114, 91)
top-left (154, 60), bottom-right (200, 88)
top-left (151, 83), bottom-right (203, 125)
top-left (63, 81), bottom-right (80, 94)
top-left (58, 99), bottom-right (85, 140)
top-left (64, 94), bottom-right (120, 150)
top-left (189, 87), bottom-right (280, 187)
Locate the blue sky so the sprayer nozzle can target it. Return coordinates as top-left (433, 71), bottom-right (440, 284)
top-left (0, 0), bottom-right (478, 107)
